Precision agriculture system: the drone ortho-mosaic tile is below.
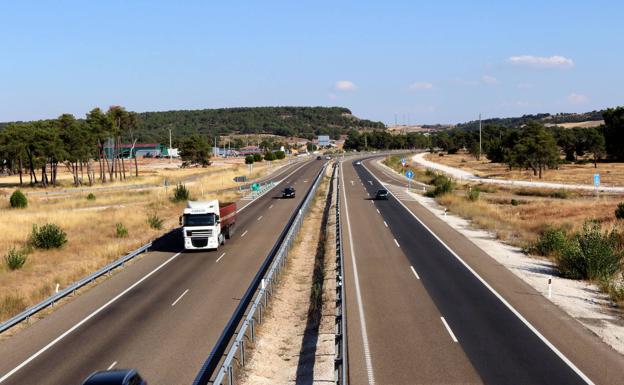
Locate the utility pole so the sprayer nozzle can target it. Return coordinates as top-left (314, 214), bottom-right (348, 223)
top-left (169, 129), bottom-right (172, 163)
top-left (479, 113), bottom-right (482, 161)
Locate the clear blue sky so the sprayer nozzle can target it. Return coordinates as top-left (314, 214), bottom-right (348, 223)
top-left (1, 0), bottom-right (622, 125)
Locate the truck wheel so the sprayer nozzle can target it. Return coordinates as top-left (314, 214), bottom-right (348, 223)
top-left (225, 225), bottom-right (233, 239)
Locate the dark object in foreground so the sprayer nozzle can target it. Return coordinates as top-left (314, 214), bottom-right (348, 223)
top-left (82, 369), bottom-right (147, 385)
top-left (282, 186), bottom-right (296, 198)
top-left (374, 189), bottom-right (388, 200)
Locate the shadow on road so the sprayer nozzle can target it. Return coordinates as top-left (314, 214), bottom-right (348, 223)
top-left (150, 228), bottom-right (183, 253)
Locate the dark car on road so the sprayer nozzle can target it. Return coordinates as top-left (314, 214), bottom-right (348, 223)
top-left (374, 189), bottom-right (388, 200)
top-left (316, 155), bottom-right (322, 160)
top-left (82, 369), bottom-right (146, 385)
top-left (282, 187), bottom-right (296, 198)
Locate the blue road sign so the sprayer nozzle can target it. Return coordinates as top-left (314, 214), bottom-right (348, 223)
top-left (405, 170), bottom-right (414, 179)
top-left (594, 173), bottom-right (600, 187)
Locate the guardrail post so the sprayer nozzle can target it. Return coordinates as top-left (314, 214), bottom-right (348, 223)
top-left (240, 339), bottom-right (245, 366)
top-left (227, 365), bottom-right (234, 385)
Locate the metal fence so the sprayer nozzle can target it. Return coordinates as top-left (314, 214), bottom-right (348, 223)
top-left (0, 241), bottom-right (154, 334)
top-left (192, 163), bottom-right (327, 385)
top-left (334, 164), bottom-right (348, 385)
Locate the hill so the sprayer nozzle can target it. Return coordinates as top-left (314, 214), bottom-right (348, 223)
top-left (0, 106), bottom-right (386, 143)
top-left (134, 106), bottom-right (385, 142)
top-left (454, 110), bottom-right (606, 131)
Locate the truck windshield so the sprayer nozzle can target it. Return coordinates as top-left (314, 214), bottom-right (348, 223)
top-left (183, 214), bottom-right (216, 226)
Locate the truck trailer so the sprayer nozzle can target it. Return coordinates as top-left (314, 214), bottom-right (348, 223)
top-left (180, 200), bottom-right (237, 250)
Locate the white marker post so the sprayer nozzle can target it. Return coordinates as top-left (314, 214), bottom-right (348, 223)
top-left (548, 276), bottom-right (552, 299)
top-left (55, 283), bottom-right (60, 293)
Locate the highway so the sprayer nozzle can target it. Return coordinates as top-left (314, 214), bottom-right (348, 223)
top-left (0, 158), bottom-right (326, 385)
top-left (340, 156), bottom-right (624, 385)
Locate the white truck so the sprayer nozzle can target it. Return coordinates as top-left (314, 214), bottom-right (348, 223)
top-left (179, 200), bottom-right (237, 250)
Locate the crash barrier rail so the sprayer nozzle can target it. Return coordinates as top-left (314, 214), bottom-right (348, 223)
top-left (0, 241), bottom-right (154, 334)
top-left (192, 163), bottom-right (328, 385)
top-left (334, 164), bottom-right (348, 384)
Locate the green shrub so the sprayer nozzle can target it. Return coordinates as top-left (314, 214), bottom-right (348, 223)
top-left (534, 227), bottom-right (568, 256)
top-left (86, 193), bottom-right (96, 201)
top-left (245, 155), bottom-right (254, 164)
top-left (615, 202), bottom-right (624, 220)
top-left (510, 199), bottom-right (520, 206)
top-left (275, 150), bottom-right (286, 160)
top-left (264, 152), bottom-right (276, 161)
top-left (171, 183), bottom-right (190, 202)
top-left (426, 173), bottom-right (454, 197)
top-left (465, 187), bottom-right (480, 201)
top-left (253, 153), bottom-right (262, 162)
top-left (599, 274), bottom-right (624, 303)
top-left (29, 223), bottom-right (67, 249)
top-left (515, 188), bottom-right (570, 199)
top-left (556, 221), bottom-right (622, 280)
top-left (9, 190), bottom-right (28, 208)
top-left (115, 223), bottom-right (128, 238)
top-left (147, 213), bottom-right (164, 230)
top-left (4, 247), bottom-right (27, 270)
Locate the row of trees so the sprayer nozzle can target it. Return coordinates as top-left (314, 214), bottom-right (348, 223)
top-left (343, 130), bottom-right (430, 151)
top-left (0, 106), bottom-right (139, 186)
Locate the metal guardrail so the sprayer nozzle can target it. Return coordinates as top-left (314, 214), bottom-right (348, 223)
top-left (0, 241), bottom-right (154, 334)
top-left (193, 163), bottom-right (327, 385)
top-left (242, 181), bottom-right (276, 199)
top-left (334, 164), bottom-right (348, 385)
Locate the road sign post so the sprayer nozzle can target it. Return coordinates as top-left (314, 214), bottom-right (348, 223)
top-left (405, 169), bottom-right (414, 191)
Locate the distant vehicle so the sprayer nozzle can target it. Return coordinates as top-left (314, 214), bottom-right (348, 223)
top-left (82, 369), bottom-right (146, 385)
top-left (325, 156), bottom-right (331, 160)
top-left (282, 187), bottom-right (296, 198)
top-left (180, 200), bottom-right (237, 250)
top-left (355, 161), bottom-right (362, 165)
top-left (316, 155), bottom-right (322, 160)
top-left (374, 189), bottom-right (389, 200)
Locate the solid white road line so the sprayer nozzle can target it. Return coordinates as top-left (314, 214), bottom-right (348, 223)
top-left (441, 317), bottom-right (458, 343)
top-left (340, 162), bottom-right (376, 385)
top-left (394, 239), bottom-right (400, 248)
top-left (257, 215), bottom-right (263, 221)
top-left (241, 230), bottom-right (248, 238)
top-left (410, 266), bottom-right (420, 280)
top-left (0, 251), bottom-right (183, 384)
top-left (216, 252), bottom-right (226, 263)
top-left (171, 289), bottom-right (189, 307)
top-left (361, 161), bottom-right (595, 385)
top-left (107, 361), bottom-right (117, 370)
top-left (383, 221), bottom-right (388, 227)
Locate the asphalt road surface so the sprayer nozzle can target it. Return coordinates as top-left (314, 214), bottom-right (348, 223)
top-left (0, 158), bottom-right (326, 385)
top-left (340, 156), bottom-right (624, 385)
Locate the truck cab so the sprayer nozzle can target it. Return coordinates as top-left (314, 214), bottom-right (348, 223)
top-left (180, 200), bottom-right (236, 250)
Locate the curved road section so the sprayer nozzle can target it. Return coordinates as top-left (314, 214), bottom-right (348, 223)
top-left (0, 159), bottom-right (326, 385)
top-left (340, 156), bottom-right (624, 385)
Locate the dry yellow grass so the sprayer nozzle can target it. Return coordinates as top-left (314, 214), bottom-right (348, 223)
top-left (424, 151), bottom-right (624, 186)
top-left (437, 189), bottom-right (624, 249)
top-left (0, 158), bottom-right (285, 321)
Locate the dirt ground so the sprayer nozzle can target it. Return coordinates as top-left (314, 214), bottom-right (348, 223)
top-left (239, 167), bottom-right (335, 385)
top-left (424, 151), bottom-right (624, 187)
